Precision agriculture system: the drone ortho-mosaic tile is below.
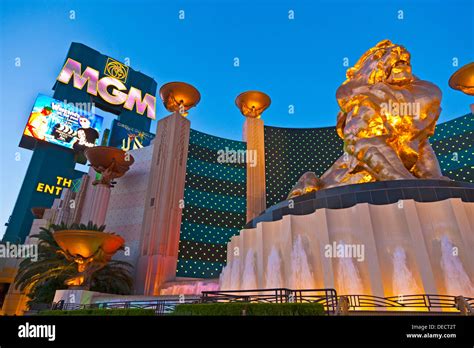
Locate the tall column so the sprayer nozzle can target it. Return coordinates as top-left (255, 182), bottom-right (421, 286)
top-left (236, 90), bottom-right (271, 222)
top-left (136, 112), bottom-right (190, 295)
top-left (243, 118), bottom-right (267, 222)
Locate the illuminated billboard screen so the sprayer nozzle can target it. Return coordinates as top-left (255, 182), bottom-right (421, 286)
top-left (108, 119), bottom-right (154, 150)
top-left (22, 94), bottom-right (103, 153)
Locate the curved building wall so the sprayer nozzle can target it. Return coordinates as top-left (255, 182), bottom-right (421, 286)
top-left (176, 129), bottom-right (247, 278)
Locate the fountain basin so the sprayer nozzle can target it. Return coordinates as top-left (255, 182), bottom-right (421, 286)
top-left (222, 180), bottom-right (474, 300)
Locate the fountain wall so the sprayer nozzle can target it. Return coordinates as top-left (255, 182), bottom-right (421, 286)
top-left (222, 198), bottom-right (474, 297)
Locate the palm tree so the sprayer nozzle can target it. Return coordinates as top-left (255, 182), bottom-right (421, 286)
top-left (14, 224), bottom-right (134, 307)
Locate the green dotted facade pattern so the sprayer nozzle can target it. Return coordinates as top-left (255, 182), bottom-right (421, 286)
top-left (264, 125), bottom-right (343, 207)
top-left (176, 129), bottom-right (247, 278)
top-left (431, 113), bottom-right (473, 182)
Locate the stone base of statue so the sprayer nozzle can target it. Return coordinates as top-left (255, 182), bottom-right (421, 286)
top-left (220, 180), bottom-right (474, 299)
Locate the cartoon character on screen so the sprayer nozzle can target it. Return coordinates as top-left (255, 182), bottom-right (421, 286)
top-left (71, 116), bottom-right (100, 152)
top-left (24, 106), bottom-right (53, 140)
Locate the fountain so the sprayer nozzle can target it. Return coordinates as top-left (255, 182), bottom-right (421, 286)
top-left (440, 236), bottom-right (474, 296)
top-left (290, 235), bottom-right (314, 289)
top-left (219, 262), bottom-right (232, 290)
top-left (265, 246), bottom-right (283, 289)
top-left (392, 247), bottom-right (420, 296)
top-left (242, 249), bottom-right (257, 290)
top-left (336, 242), bottom-right (364, 295)
top-left (229, 257), bottom-right (241, 290)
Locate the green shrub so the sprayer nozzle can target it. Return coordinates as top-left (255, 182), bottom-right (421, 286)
top-left (38, 308), bottom-right (155, 316)
top-left (172, 302), bottom-right (325, 316)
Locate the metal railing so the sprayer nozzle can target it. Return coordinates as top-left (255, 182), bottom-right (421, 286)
top-left (200, 288), bottom-right (338, 314)
top-left (337, 294), bottom-right (474, 314)
top-left (49, 290), bottom-right (473, 316)
top-left (51, 297), bottom-right (200, 315)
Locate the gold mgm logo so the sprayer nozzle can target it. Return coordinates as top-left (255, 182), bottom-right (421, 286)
top-left (104, 58), bottom-right (129, 83)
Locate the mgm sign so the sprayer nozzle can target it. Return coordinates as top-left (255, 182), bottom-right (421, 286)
top-left (53, 42), bottom-right (158, 129)
top-left (57, 57), bottom-right (156, 120)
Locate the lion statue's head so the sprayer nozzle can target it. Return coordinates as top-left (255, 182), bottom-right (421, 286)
top-left (335, 40), bottom-right (420, 138)
top-left (344, 39), bottom-right (414, 86)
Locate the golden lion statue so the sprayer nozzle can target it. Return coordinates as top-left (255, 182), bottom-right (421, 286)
top-left (289, 40), bottom-right (447, 198)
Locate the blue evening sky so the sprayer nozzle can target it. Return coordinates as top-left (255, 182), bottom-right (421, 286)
top-left (0, 0), bottom-right (473, 238)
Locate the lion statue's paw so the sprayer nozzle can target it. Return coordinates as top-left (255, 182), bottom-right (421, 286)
top-left (287, 172), bottom-right (323, 199)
